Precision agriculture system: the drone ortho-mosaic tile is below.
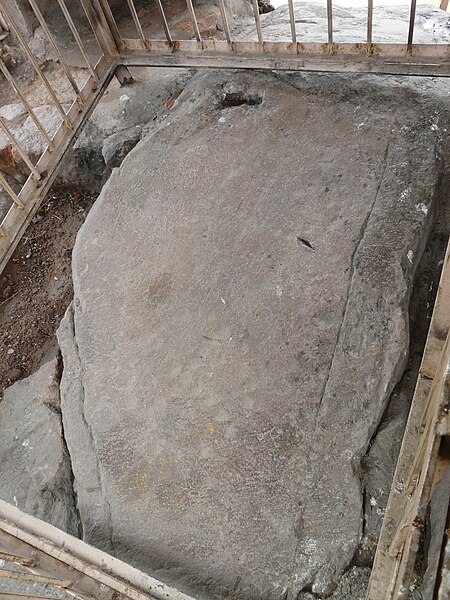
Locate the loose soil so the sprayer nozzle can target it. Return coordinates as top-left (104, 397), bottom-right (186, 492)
top-left (0, 191), bottom-right (96, 395)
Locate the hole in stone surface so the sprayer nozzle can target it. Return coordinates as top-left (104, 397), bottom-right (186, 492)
top-left (297, 236), bottom-right (315, 251)
top-left (219, 92), bottom-right (263, 109)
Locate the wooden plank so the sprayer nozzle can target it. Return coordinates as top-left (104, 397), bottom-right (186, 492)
top-left (0, 568), bottom-right (71, 588)
top-left (367, 240), bottom-right (450, 599)
top-left (0, 501), bottom-right (196, 600)
top-left (0, 551), bottom-right (32, 566)
top-left (120, 48), bottom-right (450, 77)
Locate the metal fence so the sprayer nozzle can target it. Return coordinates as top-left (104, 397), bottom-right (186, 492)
top-left (0, 0), bottom-right (448, 273)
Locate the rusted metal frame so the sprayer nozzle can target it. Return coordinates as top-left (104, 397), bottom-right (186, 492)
top-left (367, 239), bottom-right (450, 600)
top-left (287, 0), bottom-right (297, 47)
top-left (251, 0), bottom-right (263, 50)
top-left (0, 1), bottom-right (71, 128)
top-left (56, 0), bottom-right (99, 83)
top-left (326, 0), bottom-right (333, 48)
top-left (119, 39), bottom-right (450, 58)
top-left (367, 0), bottom-right (373, 50)
top-left (0, 174), bottom-right (23, 209)
top-left (26, 0), bottom-right (81, 99)
top-left (0, 550), bottom-right (32, 566)
top-left (407, 0), bottom-right (417, 52)
top-left (79, 0), bottom-right (119, 58)
top-left (0, 59), bottom-right (54, 150)
top-left (218, 0), bottom-right (232, 47)
top-left (0, 567), bottom-right (71, 588)
top-left (119, 42), bottom-right (450, 77)
top-left (185, 0), bottom-right (202, 43)
top-left (126, 0), bottom-right (146, 44)
top-left (0, 500), bottom-right (196, 600)
top-left (0, 118), bottom-right (41, 180)
top-left (0, 56), bottom-right (114, 274)
top-left (154, 0), bottom-right (173, 46)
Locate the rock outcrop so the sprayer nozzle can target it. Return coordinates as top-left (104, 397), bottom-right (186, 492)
top-left (57, 67), bottom-right (448, 598)
top-left (0, 357), bottom-right (79, 535)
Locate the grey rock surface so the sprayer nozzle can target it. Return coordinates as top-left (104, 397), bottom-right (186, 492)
top-left (359, 388), bottom-right (411, 562)
top-left (57, 68), bottom-right (448, 599)
top-left (102, 126), bottom-right (142, 171)
top-left (0, 357), bottom-right (79, 535)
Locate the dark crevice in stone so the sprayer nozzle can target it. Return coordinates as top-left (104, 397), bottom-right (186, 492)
top-left (296, 237), bottom-right (315, 251)
top-left (55, 350), bottom-right (84, 539)
top-left (218, 91), bottom-right (263, 109)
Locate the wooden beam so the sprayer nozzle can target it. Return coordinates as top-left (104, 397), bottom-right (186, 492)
top-left (367, 240), bottom-right (450, 599)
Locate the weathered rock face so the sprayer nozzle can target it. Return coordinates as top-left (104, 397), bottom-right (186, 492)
top-left (0, 357), bottom-right (79, 535)
top-left (57, 68), bottom-right (447, 598)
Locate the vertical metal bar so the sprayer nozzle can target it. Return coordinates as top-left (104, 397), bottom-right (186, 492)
top-left (96, 0), bottom-right (122, 46)
top-left (287, 0), bottom-right (297, 46)
top-left (79, 0), bottom-right (119, 57)
top-left (0, 174), bottom-right (23, 209)
top-left (0, 3), bottom-right (72, 129)
top-left (327, 0), bottom-right (333, 47)
top-left (26, 0), bottom-right (80, 97)
top-left (126, 0), bottom-right (146, 43)
top-left (0, 10), bottom-right (9, 32)
top-left (367, 0), bottom-right (373, 49)
top-left (56, 0), bottom-right (99, 83)
top-left (407, 0), bottom-right (417, 51)
top-left (218, 0), bottom-right (232, 46)
top-left (155, 0), bottom-right (173, 45)
top-left (0, 118), bottom-right (41, 179)
top-left (251, 0), bottom-right (263, 49)
top-left (0, 58), bottom-right (54, 150)
top-left (185, 0), bottom-right (202, 43)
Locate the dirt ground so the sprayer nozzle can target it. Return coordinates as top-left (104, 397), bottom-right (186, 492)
top-left (0, 191), bottom-right (95, 395)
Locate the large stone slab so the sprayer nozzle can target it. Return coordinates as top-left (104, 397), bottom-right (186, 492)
top-left (0, 357), bottom-right (79, 535)
top-left (58, 70), bottom-right (447, 598)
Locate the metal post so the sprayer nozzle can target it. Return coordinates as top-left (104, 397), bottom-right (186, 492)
top-left (185, 0), bottom-right (202, 43)
top-left (251, 0), bottom-right (263, 49)
top-left (155, 0), bottom-right (173, 45)
top-left (327, 0), bottom-right (333, 48)
top-left (56, 0), bottom-right (99, 83)
top-left (126, 0), bottom-right (146, 43)
top-left (367, 0), bottom-right (373, 50)
top-left (287, 0), bottom-right (297, 47)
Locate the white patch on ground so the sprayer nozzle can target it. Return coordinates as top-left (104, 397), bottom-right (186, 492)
top-left (416, 202), bottom-right (429, 214)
